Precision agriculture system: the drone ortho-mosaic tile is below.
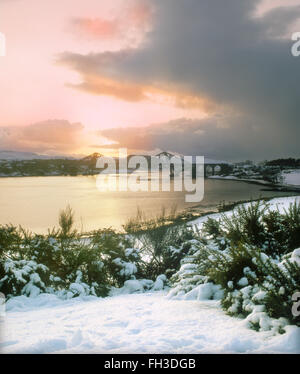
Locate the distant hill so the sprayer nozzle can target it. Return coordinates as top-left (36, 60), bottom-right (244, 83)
top-left (0, 150), bottom-right (50, 160)
top-left (0, 150), bottom-right (232, 177)
top-left (0, 150), bottom-right (76, 161)
top-left (265, 158), bottom-right (300, 168)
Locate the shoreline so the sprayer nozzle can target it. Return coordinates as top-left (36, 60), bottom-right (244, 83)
top-left (207, 175), bottom-right (300, 192)
top-left (1, 172), bottom-right (300, 190)
top-left (181, 181), bottom-right (300, 225)
top-left (1, 172), bottom-right (300, 191)
top-left (155, 192), bottom-right (300, 229)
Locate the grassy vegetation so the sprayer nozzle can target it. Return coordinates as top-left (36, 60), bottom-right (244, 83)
top-left (123, 206), bottom-right (196, 279)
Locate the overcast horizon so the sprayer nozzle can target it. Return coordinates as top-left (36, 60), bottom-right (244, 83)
top-left (1, 0), bottom-right (300, 161)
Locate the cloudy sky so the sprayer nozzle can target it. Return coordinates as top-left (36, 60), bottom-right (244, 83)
top-left (0, 0), bottom-right (300, 160)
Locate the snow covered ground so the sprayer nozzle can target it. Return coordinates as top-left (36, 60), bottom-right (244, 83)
top-left (282, 170), bottom-right (300, 186)
top-left (209, 169), bottom-right (300, 188)
top-left (1, 292), bottom-right (299, 354)
top-left (189, 195), bottom-right (300, 230)
top-left (1, 195), bottom-right (300, 354)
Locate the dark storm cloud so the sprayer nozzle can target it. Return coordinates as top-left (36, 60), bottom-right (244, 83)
top-left (59, 0), bottom-right (300, 160)
top-left (99, 116), bottom-right (288, 161)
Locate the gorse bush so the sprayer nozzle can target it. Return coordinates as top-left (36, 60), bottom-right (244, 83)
top-left (221, 201), bottom-right (267, 247)
top-left (89, 228), bottom-right (140, 288)
top-left (282, 201), bottom-right (300, 250)
top-left (205, 245), bottom-right (261, 290)
top-left (170, 200), bottom-right (300, 328)
top-left (201, 200), bottom-right (300, 257)
top-left (0, 206), bottom-right (190, 298)
top-left (262, 210), bottom-right (287, 257)
top-left (202, 217), bottom-right (222, 239)
top-left (0, 224), bottom-right (23, 257)
top-left (202, 201), bottom-right (269, 250)
top-left (0, 207), bottom-right (141, 298)
top-left (0, 259), bottom-right (49, 297)
top-left (124, 207), bottom-right (196, 279)
top-left (138, 223), bottom-right (195, 279)
top-left (250, 249), bottom-right (300, 323)
top-left (203, 244), bottom-right (299, 320)
top-left (168, 240), bottom-right (212, 298)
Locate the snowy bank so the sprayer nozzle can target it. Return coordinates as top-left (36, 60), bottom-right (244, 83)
top-left (189, 195), bottom-right (300, 231)
top-left (282, 170), bottom-right (300, 187)
top-left (1, 292), bottom-right (299, 354)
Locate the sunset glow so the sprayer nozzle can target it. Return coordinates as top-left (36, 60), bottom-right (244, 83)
top-left (1, 0), bottom-right (300, 159)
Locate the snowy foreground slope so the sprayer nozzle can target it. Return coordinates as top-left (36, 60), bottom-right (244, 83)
top-left (1, 196), bottom-right (300, 354)
top-left (1, 292), bottom-right (299, 354)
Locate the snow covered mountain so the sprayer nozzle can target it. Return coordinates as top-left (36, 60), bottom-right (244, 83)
top-left (80, 152), bottom-right (104, 162)
top-left (155, 151), bottom-right (184, 159)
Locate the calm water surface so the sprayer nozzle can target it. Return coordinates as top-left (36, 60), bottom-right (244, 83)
top-left (0, 175), bottom-right (295, 233)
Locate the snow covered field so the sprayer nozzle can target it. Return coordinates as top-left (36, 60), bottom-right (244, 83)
top-left (1, 196), bottom-right (300, 354)
top-left (1, 292), bottom-right (299, 354)
top-left (282, 170), bottom-right (300, 186)
top-left (209, 169), bottom-right (300, 188)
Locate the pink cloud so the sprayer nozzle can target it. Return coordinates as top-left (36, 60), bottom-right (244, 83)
top-left (0, 120), bottom-right (85, 153)
top-left (71, 18), bottom-right (120, 40)
top-left (70, 0), bottom-right (153, 45)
